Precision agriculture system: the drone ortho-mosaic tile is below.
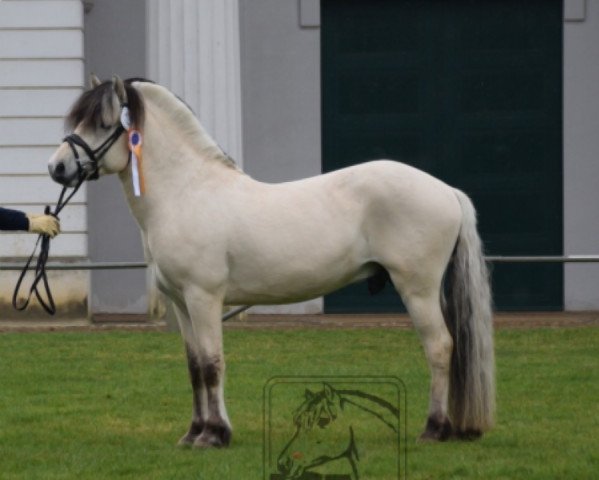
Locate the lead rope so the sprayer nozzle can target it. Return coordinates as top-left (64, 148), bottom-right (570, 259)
top-left (12, 173), bottom-right (87, 315)
top-left (11, 115), bottom-right (126, 315)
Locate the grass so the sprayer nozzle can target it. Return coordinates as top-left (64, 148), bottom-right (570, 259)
top-left (0, 327), bottom-right (597, 479)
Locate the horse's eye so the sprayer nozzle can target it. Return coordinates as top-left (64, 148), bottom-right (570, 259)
top-left (317, 417), bottom-right (330, 428)
top-left (100, 122), bottom-right (112, 131)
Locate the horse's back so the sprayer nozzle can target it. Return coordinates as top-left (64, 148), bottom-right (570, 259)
top-left (333, 160), bottom-right (457, 205)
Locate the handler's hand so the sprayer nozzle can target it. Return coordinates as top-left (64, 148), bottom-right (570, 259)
top-left (27, 214), bottom-right (60, 238)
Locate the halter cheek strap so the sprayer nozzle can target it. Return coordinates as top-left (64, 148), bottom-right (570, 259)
top-left (63, 124), bottom-right (125, 181)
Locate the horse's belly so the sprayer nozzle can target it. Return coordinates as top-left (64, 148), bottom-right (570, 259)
top-left (222, 225), bottom-right (377, 305)
top-left (223, 260), bottom-right (378, 305)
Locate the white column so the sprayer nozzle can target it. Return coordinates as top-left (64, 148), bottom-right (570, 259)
top-left (146, 0), bottom-right (243, 166)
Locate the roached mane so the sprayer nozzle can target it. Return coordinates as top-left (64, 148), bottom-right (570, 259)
top-left (65, 78), bottom-right (238, 169)
top-left (65, 78), bottom-right (149, 131)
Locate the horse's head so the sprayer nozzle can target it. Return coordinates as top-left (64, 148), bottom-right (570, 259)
top-left (277, 383), bottom-right (353, 479)
top-left (48, 75), bottom-right (144, 187)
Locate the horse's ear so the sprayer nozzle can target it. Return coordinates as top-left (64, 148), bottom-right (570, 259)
top-left (89, 73), bottom-right (102, 89)
top-left (112, 75), bottom-right (128, 104)
top-left (304, 389), bottom-right (315, 401)
top-left (323, 383), bottom-right (337, 401)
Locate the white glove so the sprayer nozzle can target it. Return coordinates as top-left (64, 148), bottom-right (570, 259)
top-left (27, 214), bottom-right (60, 238)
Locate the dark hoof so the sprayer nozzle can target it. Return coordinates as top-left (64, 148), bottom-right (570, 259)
top-left (454, 429), bottom-right (483, 441)
top-left (418, 416), bottom-right (452, 442)
top-left (192, 422), bottom-right (232, 448)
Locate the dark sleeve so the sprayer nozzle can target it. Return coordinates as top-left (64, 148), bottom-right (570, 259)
top-left (0, 207), bottom-right (30, 231)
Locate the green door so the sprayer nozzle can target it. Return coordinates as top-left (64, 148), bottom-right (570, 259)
top-left (322, 0), bottom-right (563, 312)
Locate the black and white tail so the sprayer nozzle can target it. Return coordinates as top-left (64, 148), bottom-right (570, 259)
top-left (442, 189), bottom-right (495, 435)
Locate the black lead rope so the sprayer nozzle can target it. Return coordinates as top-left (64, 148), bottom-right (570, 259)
top-left (12, 124), bottom-right (125, 315)
top-left (12, 176), bottom-right (86, 315)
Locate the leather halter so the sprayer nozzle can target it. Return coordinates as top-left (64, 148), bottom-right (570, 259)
top-left (63, 123), bottom-right (126, 181)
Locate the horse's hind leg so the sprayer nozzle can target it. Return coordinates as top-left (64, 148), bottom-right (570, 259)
top-left (396, 280), bottom-right (453, 441)
top-left (184, 289), bottom-right (232, 448)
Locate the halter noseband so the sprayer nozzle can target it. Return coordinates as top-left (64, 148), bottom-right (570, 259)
top-left (63, 123), bottom-right (125, 181)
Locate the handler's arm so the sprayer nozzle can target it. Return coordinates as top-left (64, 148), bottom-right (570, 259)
top-left (0, 207), bottom-right (29, 231)
top-left (0, 207), bottom-right (60, 238)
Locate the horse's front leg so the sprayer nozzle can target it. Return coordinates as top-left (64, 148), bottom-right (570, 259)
top-left (184, 289), bottom-right (232, 448)
top-left (169, 303), bottom-right (205, 446)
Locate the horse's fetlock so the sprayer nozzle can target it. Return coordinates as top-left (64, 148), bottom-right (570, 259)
top-left (419, 415), bottom-right (452, 442)
top-left (193, 417), bottom-right (232, 448)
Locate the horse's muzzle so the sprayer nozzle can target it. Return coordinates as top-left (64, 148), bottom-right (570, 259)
top-left (48, 161), bottom-right (80, 187)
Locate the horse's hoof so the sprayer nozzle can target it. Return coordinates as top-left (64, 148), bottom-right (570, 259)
top-left (177, 421), bottom-right (204, 447)
top-left (418, 416), bottom-right (452, 442)
top-left (192, 433), bottom-right (230, 448)
top-left (177, 432), bottom-right (199, 447)
top-left (192, 422), bottom-right (232, 448)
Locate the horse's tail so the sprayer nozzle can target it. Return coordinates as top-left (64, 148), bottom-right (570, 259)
top-left (442, 189), bottom-right (495, 435)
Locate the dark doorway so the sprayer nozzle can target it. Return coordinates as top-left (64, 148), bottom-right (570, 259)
top-left (322, 0), bottom-right (563, 312)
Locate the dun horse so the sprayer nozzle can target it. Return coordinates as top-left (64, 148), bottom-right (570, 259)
top-left (48, 76), bottom-right (495, 447)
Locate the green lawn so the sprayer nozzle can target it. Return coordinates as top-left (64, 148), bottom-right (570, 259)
top-left (0, 327), bottom-right (597, 479)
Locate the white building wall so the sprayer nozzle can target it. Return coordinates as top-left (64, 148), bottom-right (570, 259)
top-left (0, 0), bottom-right (88, 317)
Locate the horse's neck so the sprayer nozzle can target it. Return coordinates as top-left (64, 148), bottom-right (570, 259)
top-left (335, 393), bottom-right (399, 479)
top-left (140, 98), bottom-right (232, 184)
top-left (117, 94), bottom-right (240, 231)
top-left (340, 390), bottom-right (399, 433)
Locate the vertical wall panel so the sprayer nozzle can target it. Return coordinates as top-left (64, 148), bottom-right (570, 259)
top-left (564, 1), bottom-right (599, 309)
top-left (147, 0), bottom-right (243, 165)
top-left (83, 0), bottom-right (148, 315)
top-left (238, 0), bottom-right (323, 314)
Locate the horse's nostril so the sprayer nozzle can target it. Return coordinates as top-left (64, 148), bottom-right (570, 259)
top-left (55, 162), bottom-right (66, 175)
